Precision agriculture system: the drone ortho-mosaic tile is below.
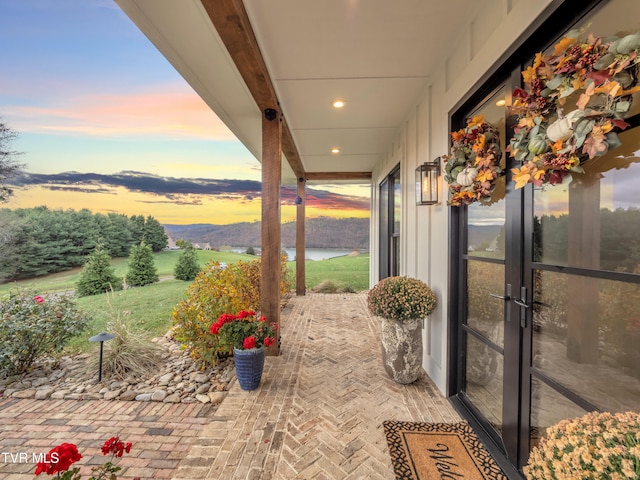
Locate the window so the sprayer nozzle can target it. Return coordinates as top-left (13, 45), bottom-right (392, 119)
top-left (379, 166), bottom-right (401, 279)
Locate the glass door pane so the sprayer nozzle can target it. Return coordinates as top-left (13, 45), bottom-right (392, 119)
top-left (379, 166), bottom-right (400, 279)
top-left (462, 87), bottom-right (508, 436)
top-left (391, 168), bottom-right (401, 276)
top-left (530, 124), bottom-right (640, 449)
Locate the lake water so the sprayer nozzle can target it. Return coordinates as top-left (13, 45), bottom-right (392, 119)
top-left (283, 248), bottom-right (365, 261)
top-left (232, 247), bottom-right (367, 261)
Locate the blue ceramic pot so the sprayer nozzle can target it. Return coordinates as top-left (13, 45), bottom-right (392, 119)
top-left (233, 346), bottom-right (265, 391)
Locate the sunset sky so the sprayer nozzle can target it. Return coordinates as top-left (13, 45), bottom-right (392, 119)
top-left (0, 0), bottom-right (370, 225)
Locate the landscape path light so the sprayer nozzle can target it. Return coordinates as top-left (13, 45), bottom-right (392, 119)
top-left (89, 332), bottom-right (115, 383)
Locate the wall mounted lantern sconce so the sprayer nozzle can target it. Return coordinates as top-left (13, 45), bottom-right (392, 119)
top-left (415, 158), bottom-right (441, 205)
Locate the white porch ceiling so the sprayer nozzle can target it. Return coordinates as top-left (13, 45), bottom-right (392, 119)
top-left (115, 0), bottom-right (481, 184)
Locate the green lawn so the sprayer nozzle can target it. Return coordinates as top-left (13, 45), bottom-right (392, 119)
top-left (69, 279), bottom-right (191, 352)
top-left (0, 250), bottom-right (255, 295)
top-left (295, 254), bottom-right (370, 292)
top-left (2, 252), bottom-right (370, 353)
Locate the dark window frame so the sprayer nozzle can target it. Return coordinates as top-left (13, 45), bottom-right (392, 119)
top-left (379, 164), bottom-right (401, 280)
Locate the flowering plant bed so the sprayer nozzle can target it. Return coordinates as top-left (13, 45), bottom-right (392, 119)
top-left (524, 411), bottom-right (640, 479)
top-left (0, 287), bottom-right (87, 376)
top-left (509, 29), bottom-right (640, 188)
top-left (210, 310), bottom-right (277, 353)
top-left (367, 276), bottom-right (437, 321)
top-left (34, 436), bottom-right (136, 480)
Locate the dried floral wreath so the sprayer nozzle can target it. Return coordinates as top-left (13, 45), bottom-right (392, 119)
top-left (509, 29), bottom-right (640, 188)
top-left (443, 115), bottom-right (504, 206)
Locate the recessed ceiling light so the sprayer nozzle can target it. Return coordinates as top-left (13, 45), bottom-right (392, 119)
top-left (331, 147), bottom-right (340, 154)
top-left (495, 99), bottom-right (506, 107)
top-left (332, 99), bottom-right (346, 109)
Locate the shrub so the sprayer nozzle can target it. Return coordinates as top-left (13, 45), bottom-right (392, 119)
top-left (173, 245), bottom-right (200, 281)
top-left (0, 288), bottom-right (88, 375)
top-left (125, 241), bottom-right (158, 287)
top-left (172, 256), bottom-right (290, 366)
top-left (76, 243), bottom-right (122, 297)
top-left (367, 276), bottom-right (437, 321)
top-left (311, 280), bottom-right (356, 294)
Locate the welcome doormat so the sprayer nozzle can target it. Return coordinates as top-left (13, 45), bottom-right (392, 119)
top-left (383, 420), bottom-right (508, 480)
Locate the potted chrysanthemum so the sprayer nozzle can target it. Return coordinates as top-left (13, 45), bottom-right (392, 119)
top-left (524, 411), bottom-right (640, 479)
top-left (367, 276), bottom-right (437, 384)
top-left (209, 310), bottom-right (277, 391)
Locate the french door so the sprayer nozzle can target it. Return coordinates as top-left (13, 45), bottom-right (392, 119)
top-left (452, 15), bottom-right (640, 472)
top-left (451, 82), bottom-right (527, 466)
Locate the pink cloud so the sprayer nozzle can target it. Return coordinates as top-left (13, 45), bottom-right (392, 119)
top-left (5, 89), bottom-right (237, 141)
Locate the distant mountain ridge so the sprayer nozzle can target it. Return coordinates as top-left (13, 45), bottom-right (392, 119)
top-left (164, 217), bottom-right (370, 250)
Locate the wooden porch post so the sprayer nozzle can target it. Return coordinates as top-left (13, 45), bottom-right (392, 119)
top-left (296, 177), bottom-right (306, 295)
top-left (261, 107), bottom-right (282, 355)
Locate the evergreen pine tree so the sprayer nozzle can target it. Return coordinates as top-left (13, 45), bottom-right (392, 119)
top-left (174, 245), bottom-right (200, 281)
top-left (144, 215), bottom-right (168, 252)
top-left (125, 241), bottom-right (159, 287)
top-left (129, 215), bottom-right (146, 245)
top-left (76, 243), bottom-right (122, 296)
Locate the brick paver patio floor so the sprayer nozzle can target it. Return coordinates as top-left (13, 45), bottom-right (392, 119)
top-left (0, 293), bottom-right (460, 479)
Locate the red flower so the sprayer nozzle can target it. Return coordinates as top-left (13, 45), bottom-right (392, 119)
top-left (237, 310), bottom-right (255, 319)
top-left (259, 315), bottom-right (267, 322)
top-left (33, 295), bottom-right (44, 303)
top-left (101, 436), bottom-right (132, 457)
top-left (35, 443), bottom-right (82, 475)
top-left (243, 336), bottom-right (256, 349)
top-left (217, 313), bottom-right (236, 323)
top-left (264, 337), bottom-right (275, 347)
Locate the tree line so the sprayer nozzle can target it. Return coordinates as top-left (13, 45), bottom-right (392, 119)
top-left (0, 206), bottom-right (168, 281)
top-left (164, 217), bottom-right (370, 250)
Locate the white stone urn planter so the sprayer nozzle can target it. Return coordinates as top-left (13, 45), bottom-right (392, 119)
top-left (380, 317), bottom-right (423, 384)
top-left (367, 276), bottom-right (437, 385)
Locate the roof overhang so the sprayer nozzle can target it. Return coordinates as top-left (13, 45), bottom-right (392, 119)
top-left (115, 0), bottom-right (478, 185)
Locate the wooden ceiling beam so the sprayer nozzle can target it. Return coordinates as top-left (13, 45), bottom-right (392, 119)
top-left (200, 0), bottom-right (305, 180)
top-left (305, 172), bottom-right (372, 181)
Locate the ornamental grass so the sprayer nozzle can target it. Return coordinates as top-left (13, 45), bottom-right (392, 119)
top-left (367, 276), bottom-right (437, 321)
top-left (86, 291), bottom-right (163, 380)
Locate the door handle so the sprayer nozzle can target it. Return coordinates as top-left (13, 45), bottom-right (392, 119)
top-left (514, 286), bottom-right (529, 328)
top-left (488, 284), bottom-right (512, 323)
top-left (489, 284), bottom-right (512, 301)
top-left (490, 293), bottom-right (511, 300)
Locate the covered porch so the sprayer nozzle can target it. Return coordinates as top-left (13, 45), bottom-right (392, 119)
top-left (0, 293), bottom-right (458, 480)
top-left (113, 0), bottom-right (471, 348)
top-left (173, 292), bottom-right (459, 479)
